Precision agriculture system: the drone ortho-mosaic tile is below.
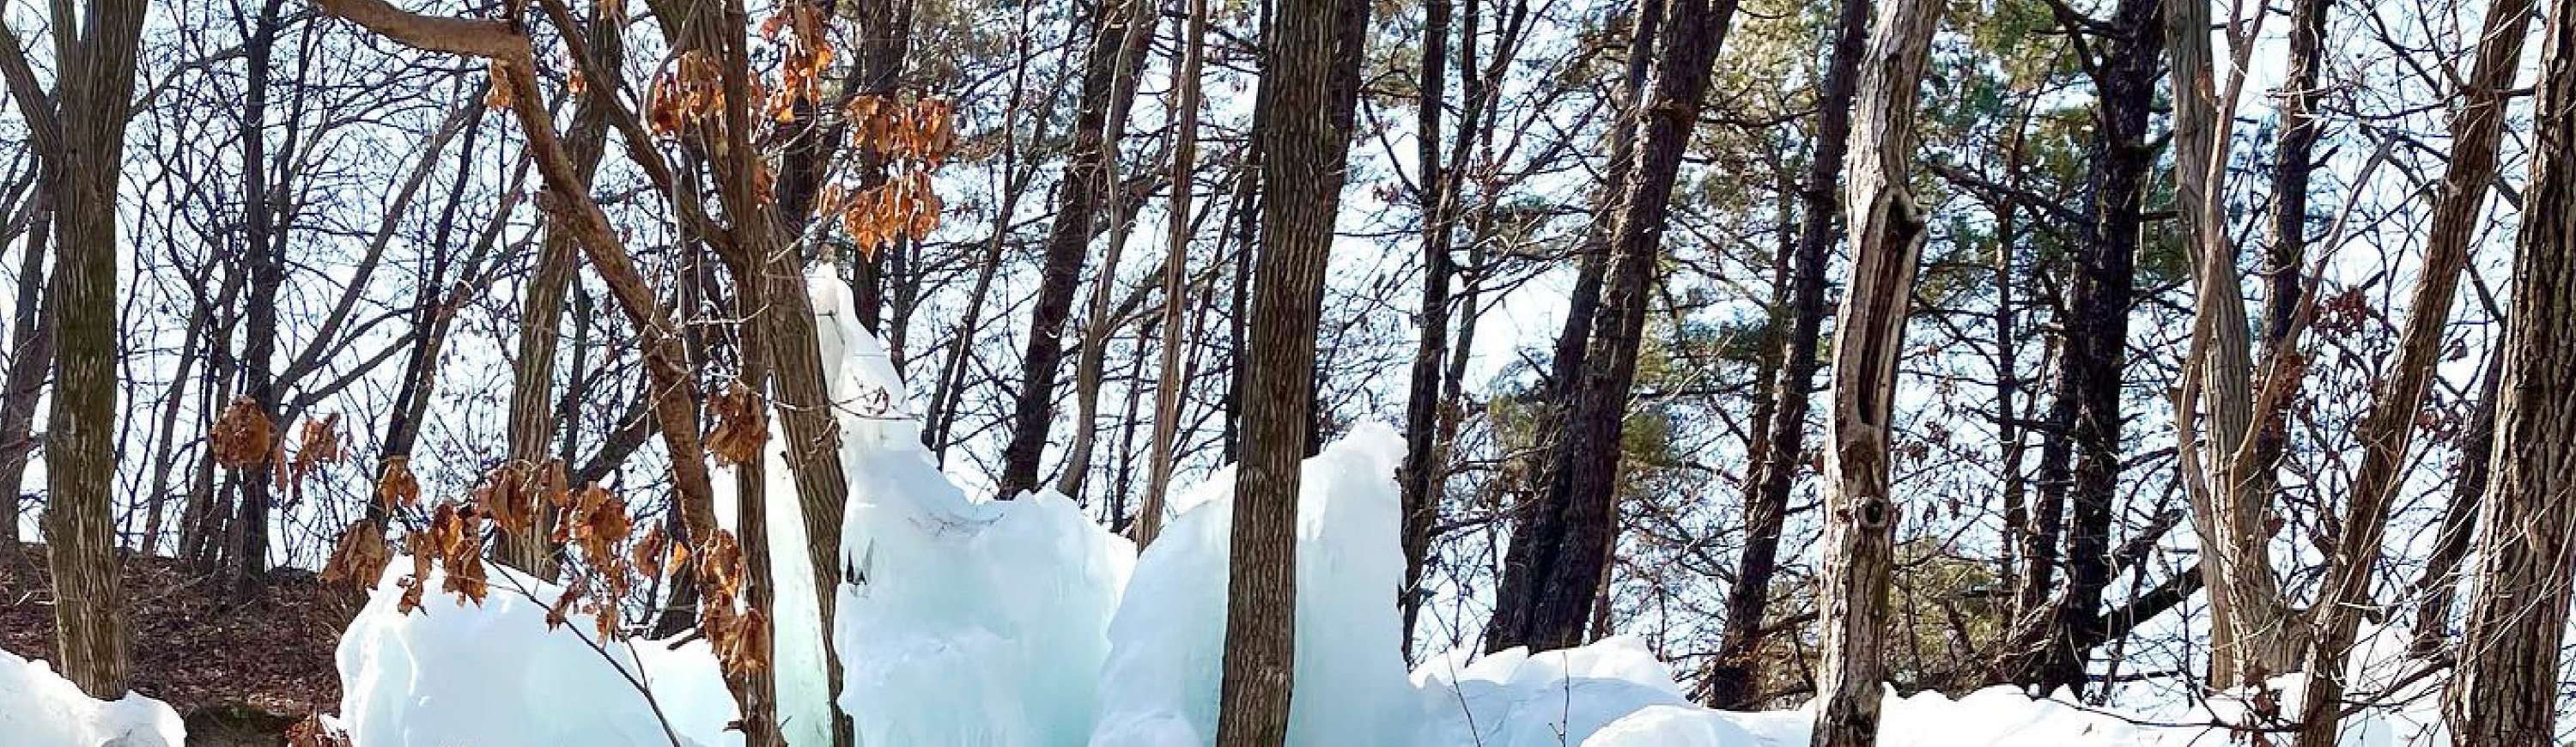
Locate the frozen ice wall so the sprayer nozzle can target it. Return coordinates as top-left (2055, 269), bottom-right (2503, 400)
top-left (0, 647), bottom-right (186, 747)
top-left (334, 561), bottom-right (743, 747)
top-left (1088, 422), bottom-right (1415, 746)
top-left (816, 270), bottom-right (1137, 746)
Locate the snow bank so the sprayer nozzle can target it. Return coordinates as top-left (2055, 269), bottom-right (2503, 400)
top-left (1089, 422), bottom-right (1414, 746)
top-left (334, 561), bottom-right (743, 747)
top-left (817, 269), bottom-right (1136, 746)
top-left (0, 647), bottom-right (185, 747)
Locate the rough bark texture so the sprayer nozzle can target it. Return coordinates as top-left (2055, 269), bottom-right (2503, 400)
top-left (496, 0), bottom-right (622, 578)
top-left (996, 0), bottom-right (1156, 500)
top-left (2290, 1), bottom-right (2530, 742)
top-left (1484, 0), bottom-right (1737, 655)
top-left (1701, 0), bottom-right (1868, 708)
top-left (2441, 0), bottom-right (2576, 738)
top-left (2021, 0), bottom-right (2160, 692)
top-left (28, 0), bottom-right (149, 701)
top-left (1212, 0), bottom-right (1367, 737)
top-left (1806, 0), bottom-right (1939, 743)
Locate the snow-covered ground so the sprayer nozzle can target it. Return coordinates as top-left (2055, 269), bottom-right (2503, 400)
top-left (0, 647), bottom-right (185, 747)
top-left (0, 272), bottom-right (2451, 746)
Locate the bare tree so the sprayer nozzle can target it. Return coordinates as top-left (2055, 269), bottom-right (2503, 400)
top-left (1806, 0), bottom-right (1939, 742)
top-left (0, 0), bottom-right (152, 700)
top-left (2442, 0), bottom-right (2576, 738)
top-left (1213, 0), bottom-right (1370, 738)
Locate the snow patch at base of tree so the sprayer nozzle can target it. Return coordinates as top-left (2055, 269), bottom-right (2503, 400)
top-left (0, 647), bottom-right (185, 747)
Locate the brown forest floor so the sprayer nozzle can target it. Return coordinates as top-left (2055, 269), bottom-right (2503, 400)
top-left (0, 545), bottom-right (347, 726)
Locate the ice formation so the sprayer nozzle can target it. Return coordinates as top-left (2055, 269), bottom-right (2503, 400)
top-left (817, 269), bottom-right (1137, 746)
top-left (1089, 422), bottom-right (1414, 746)
top-left (333, 562), bottom-right (744, 747)
top-left (298, 266), bottom-right (2462, 747)
top-left (0, 647), bottom-right (185, 747)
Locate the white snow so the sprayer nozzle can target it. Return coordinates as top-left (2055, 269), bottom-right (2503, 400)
top-left (0, 647), bottom-right (185, 747)
top-left (332, 560), bottom-right (744, 747)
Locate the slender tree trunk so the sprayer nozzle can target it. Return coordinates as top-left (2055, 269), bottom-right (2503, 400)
top-left (997, 0), bottom-right (1157, 499)
top-left (1397, 0), bottom-right (1459, 648)
top-left (2408, 348), bottom-right (2500, 656)
top-left (1806, 0), bottom-right (1939, 743)
top-left (1213, 0), bottom-right (1369, 737)
top-left (0, 207), bottom-right (47, 550)
top-left (1136, 0), bottom-right (1210, 549)
top-left (1702, 0), bottom-right (1868, 708)
top-left (1485, 0), bottom-right (1739, 654)
top-left (497, 0), bottom-right (622, 577)
top-left (2443, 2), bottom-right (2576, 736)
top-left (2291, 2), bottom-right (2530, 741)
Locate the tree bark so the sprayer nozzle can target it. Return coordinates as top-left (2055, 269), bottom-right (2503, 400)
top-left (1806, 0), bottom-right (1939, 743)
top-left (2020, 0), bottom-right (2161, 692)
top-left (2443, 2), bottom-right (2576, 738)
top-left (2290, 1), bottom-right (2530, 742)
top-left (1702, 0), bottom-right (1868, 709)
top-left (1485, 0), bottom-right (1739, 654)
top-left (1212, 0), bottom-right (1368, 738)
top-left (496, 0), bottom-right (622, 578)
top-left (15, 0), bottom-right (149, 700)
top-left (996, 0), bottom-right (1157, 500)
top-left (1136, 0), bottom-right (1210, 549)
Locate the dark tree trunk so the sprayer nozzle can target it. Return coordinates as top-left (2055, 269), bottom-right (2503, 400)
top-left (1212, 0), bottom-right (1370, 737)
top-left (223, 0), bottom-right (294, 598)
top-left (20, 0), bottom-right (149, 701)
top-left (997, 0), bottom-right (1157, 500)
top-left (1485, 0), bottom-right (1740, 654)
top-left (2443, 2), bottom-right (2576, 736)
top-left (2021, 0), bottom-right (2161, 693)
top-left (1700, 0), bottom-right (1868, 709)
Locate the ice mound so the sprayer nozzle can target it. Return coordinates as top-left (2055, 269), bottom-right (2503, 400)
top-left (334, 560), bottom-right (742, 747)
top-left (0, 647), bottom-right (185, 747)
top-left (1089, 422), bottom-right (1415, 746)
top-left (817, 269), bottom-right (1137, 746)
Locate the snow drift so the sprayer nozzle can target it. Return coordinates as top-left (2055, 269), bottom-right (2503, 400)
top-left (0, 647), bottom-right (185, 747)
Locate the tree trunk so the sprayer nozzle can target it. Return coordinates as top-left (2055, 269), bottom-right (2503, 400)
top-left (1396, 0), bottom-right (1459, 650)
top-left (1213, 0), bottom-right (1368, 738)
top-left (222, 0), bottom-right (294, 598)
top-left (0, 204), bottom-right (47, 550)
top-left (497, 0), bottom-right (622, 578)
top-left (997, 0), bottom-right (1157, 499)
top-left (2290, 1), bottom-right (2529, 742)
top-left (2021, 0), bottom-right (2161, 692)
top-left (1485, 0), bottom-right (1739, 654)
top-left (2443, 2), bottom-right (2576, 737)
top-left (1136, 0), bottom-right (1210, 549)
top-left (1702, 0), bottom-right (1868, 709)
top-left (2407, 347), bottom-right (2499, 656)
top-left (22, 0), bottom-right (149, 700)
top-left (1806, 0), bottom-right (1939, 743)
